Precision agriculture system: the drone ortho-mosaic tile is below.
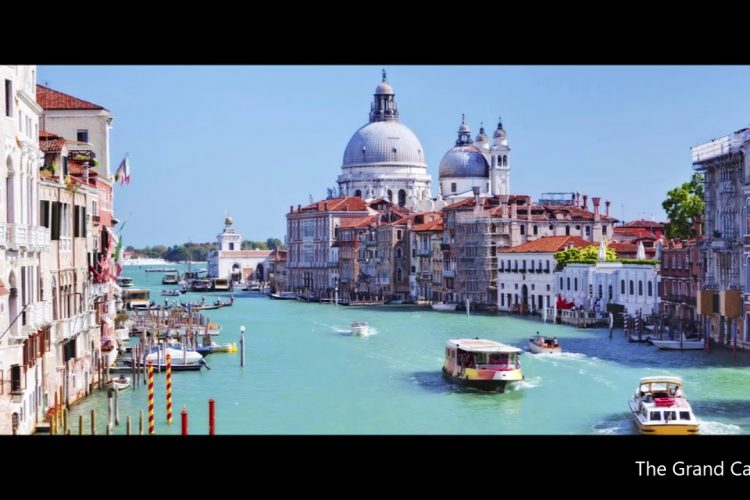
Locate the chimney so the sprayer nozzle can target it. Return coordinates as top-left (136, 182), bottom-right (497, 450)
top-left (582, 194), bottom-right (588, 210)
top-left (576, 192), bottom-right (580, 206)
top-left (324, 201), bottom-right (328, 211)
top-left (605, 200), bottom-right (611, 217)
top-left (290, 205), bottom-right (293, 214)
top-left (297, 204), bottom-right (301, 212)
top-left (693, 214), bottom-right (703, 239)
top-left (592, 197), bottom-right (601, 220)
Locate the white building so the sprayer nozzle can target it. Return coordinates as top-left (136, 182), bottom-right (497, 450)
top-left (337, 71), bottom-right (433, 210)
top-left (0, 65), bottom-right (51, 435)
top-left (555, 262), bottom-right (659, 316)
top-left (497, 236), bottom-right (593, 313)
top-left (439, 116), bottom-right (510, 200)
top-left (207, 216), bottom-right (271, 283)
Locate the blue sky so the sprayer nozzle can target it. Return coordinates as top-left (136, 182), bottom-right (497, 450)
top-left (37, 66), bottom-right (750, 248)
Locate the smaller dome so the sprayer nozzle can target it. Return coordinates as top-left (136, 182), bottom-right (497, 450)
top-left (493, 127), bottom-right (506, 140)
top-left (458, 120), bottom-right (471, 135)
top-left (439, 145), bottom-right (489, 178)
top-left (225, 216), bottom-right (233, 226)
top-left (375, 81), bottom-right (394, 95)
top-left (475, 126), bottom-right (488, 144)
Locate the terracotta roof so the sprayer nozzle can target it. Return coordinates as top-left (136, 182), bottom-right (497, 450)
top-left (613, 227), bottom-right (656, 239)
top-left (298, 197), bottom-right (369, 213)
top-left (40, 138), bottom-right (66, 153)
top-left (412, 220), bottom-right (443, 232)
top-left (338, 215), bottom-right (379, 229)
top-left (36, 85), bottom-right (106, 111)
top-left (621, 219), bottom-right (665, 229)
top-left (39, 130), bottom-right (60, 138)
top-left (501, 236), bottom-right (595, 253)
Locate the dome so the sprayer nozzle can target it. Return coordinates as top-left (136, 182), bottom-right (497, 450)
top-left (343, 121), bottom-right (427, 167)
top-left (493, 127), bottom-right (507, 140)
top-left (225, 216), bottom-right (233, 226)
top-left (439, 145), bottom-right (489, 178)
top-left (375, 81), bottom-right (394, 95)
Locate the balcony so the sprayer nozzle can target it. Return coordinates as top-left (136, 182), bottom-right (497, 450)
top-left (417, 248), bottom-right (432, 257)
top-left (6, 224), bottom-right (50, 252)
top-left (442, 270), bottom-right (456, 278)
top-left (7, 223), bottom-right (29, 249)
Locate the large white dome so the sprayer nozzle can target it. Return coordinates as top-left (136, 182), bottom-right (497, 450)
top-left (342, 121), bottom-right (427, 168)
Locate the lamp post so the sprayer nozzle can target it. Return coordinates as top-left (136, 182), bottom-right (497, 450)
top-left (239, 325), bottom-right (245, 367)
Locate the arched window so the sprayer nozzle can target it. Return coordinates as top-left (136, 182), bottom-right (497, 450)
top-left (629, 280), bottom-right (634, 295)
top-left (648, 282), bottom-right (653, 296)
top-left (638, 281), bottom-right (643, 296)
top-left (397, 267), bottom-right (403, 282)
top-left (398, 189), bottom-right (406, 207)
top-left (520, 225), bottom-right (525, 235)
top-left (387, 190), bottom-right (393, 203)
top-left (396, 248), bottom-right (402, 259)
top-left (354, 189), bottom-right (362, 198)
top-left (565, 226), bottom-right (570, 236)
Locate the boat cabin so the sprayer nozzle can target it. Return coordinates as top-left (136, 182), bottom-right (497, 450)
top-left (117, 276), bottom-right (134, 288)
top-left (211, 278), bottom-right (231, 291)
top-left (123, 289), bottom-right (151, 310)
top-left (443, 339), bottom-right (523, 391)
top-left (162, 273), bottom-right (179, 285)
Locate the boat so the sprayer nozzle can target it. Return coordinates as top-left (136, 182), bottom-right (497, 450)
top-left (191, 279), bottom-right (212, 292)
top-left (112, 376), bottom-right (130, 391)
top-left (627, 376), bottom-right (699, 435)
top-left (117, 276), bottom-right (134, 288)
top-left (211, 278), bottom-right (232, 291)
top-left (162, 273), bottom-right (180, 285)
top-left (431, 302), bottom-right (457, 312)
top-left (145, 268), bottom-right (178, 273)
top-left (529, 334), bottom-right (561, 354)
top-left (628, 334), bottom-right (654, 343)
top-left (350, 322), bottom-right (369, 336)
top-left (208, 342), bottom-right (238, 353)
top-left (442, 339), bottom-right (524, 392)
top-left (270, 291), bottom-right (298, 300)
top-left (650, 335), bottom-right (705, 350)
top-left (161, 289), bottom-right (181, 296)
top-left (123, 289), bottom-right (151, 310)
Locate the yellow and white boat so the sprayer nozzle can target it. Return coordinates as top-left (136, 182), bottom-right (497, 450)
top-left (442, 339), bottom-right (523, 392)
top-left (628, 376), bottom-right (699, 435)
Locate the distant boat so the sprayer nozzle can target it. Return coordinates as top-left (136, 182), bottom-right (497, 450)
top-left (650, 336), bottom-right (705, 350)
top-left (112, 376), bottom-right (130, 391)
top-left (431, 302), bottom-right (457, 312)
top-left (529, 334), bottom-right (561, 354)
top-left (350, 322), bottom-right (369, 336)
top-left (117, 277), bottom-right (134, 288)
top-left (146, 268), bottom-right (178, 273)
top-left (270, 291), bottom-right (298, 300)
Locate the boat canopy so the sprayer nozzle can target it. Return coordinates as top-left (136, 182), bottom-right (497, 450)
top-left (638, 376), bottom-right (683, 386)
top-left (446, 339), bottom-right (522, 353)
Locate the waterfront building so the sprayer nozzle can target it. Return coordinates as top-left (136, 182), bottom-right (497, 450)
top-left (498, 236), bottom-right (592, 313)
top-left (267, 248), bottom-right (287, 293)
top-left (554, 261), bottom-right (659, 317)
top-left (0, 66), bottom-right (51, 435)
top-left (409, 212), bottom-right (443, 302)
top-left (207, 216), bottom-right (271, 283)
top-left (335, 214), bottom-right (378, 302)
top-left (659, 237), bottom-right (702, 332)
top-left (692, 128), bottom-right (750, 348)
top-left (374, 209), bottom-right (413, 301)
top-left (286, 197), bottom-right (371, 298)
top-left (337, 72), bottom-right (432, 210)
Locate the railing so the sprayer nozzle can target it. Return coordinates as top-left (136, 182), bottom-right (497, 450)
top-left (417, 248), bottom-right (431, 256)
top-left (7, 223), bottom-right (29, 249)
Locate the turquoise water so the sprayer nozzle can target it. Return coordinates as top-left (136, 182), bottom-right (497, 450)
top-left (68, 264), bottom-right (750, 435)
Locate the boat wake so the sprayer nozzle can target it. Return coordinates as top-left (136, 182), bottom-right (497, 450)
top-left (699, 420), bottom-right (742, 435)
top-left (516, 376), bottom-right (541, 390)
top-left (594, 424), bottom-right (628, 435)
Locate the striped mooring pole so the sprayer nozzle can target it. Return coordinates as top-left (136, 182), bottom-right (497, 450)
top-left (148, 360), bottom-right (155, 435)
top-left (166, 354), bottom-right (173, 424)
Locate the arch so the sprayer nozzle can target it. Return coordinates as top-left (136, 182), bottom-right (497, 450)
top-left (231, 263), bottom-right (242, 283)
top-left (387, 190), bottom-right (393, 203)
top-left (354, 189), bottom-right (362, 198)
top-left (521, 284), bottom-right (529, 312)
top-left (398, 189), bottom-right (406, 207)
top-left (745, 313), bottom-right (750, 342)
top-left (255, 263), bottom-right (265, 282)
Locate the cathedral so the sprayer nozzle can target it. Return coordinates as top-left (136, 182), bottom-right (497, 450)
top-left (336, 71), bottom-right (510, 209)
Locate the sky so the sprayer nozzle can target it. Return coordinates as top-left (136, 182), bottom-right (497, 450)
top-left (37, 65), bottom-right (750, 248)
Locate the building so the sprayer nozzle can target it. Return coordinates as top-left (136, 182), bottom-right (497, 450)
top-left (337, 72), bottom-right (432, 210)
top-left (207, 216), bottom-right (272, 283)
top-left (659, 239), bottom-right (702, 332)
top-left (267, 249), bottom-right (287, 293)
top-left (439, 116), bottom-right (509, 200)
top-left (498, 235), bottom-right (593, 313)
top-left (409, 212), bottom-right (443, 302)
top-left (286, 197), bottom-right (371, 298)
top-left (0, 66), bottom-right (51, 435)
top-left (692, 128), bottom-right (750, 348)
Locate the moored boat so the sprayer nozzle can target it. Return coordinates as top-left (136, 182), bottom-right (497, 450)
top-left (270, 291), bottom-right (298, 300)
top-left (112, 376), bottom-right (130, 391)
top-left (628, 376), bottom-right (699, 435)
top-left (442, 339), bottom-right (523, 392)
top-left (431, 302), bottom-right (457, 312)
top-left (650, 335), bottom-right (705, 350)
top-left (162, 273), bottom-right (180, 285)
top-left (529, 334), bottom-right (561, 354)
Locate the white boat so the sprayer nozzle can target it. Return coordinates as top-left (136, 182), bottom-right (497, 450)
top-left (650, 335), bottom-right (705, 350)
top-left (627, 376), bottom-right (699, 435)
top-left (270, 291), bottom-right (298, 300)
top-left (431, 302), bottom-right (457, 312)
top-left (162, 273), bottom-right (180, 285)
top-left (146, 347), bottom-right (203, 365)
top-left (529, 334), bottom-right (561, 354)
top-left (350, 322), bottom-right (369, 336)
top-left (117, 276), bottom-right (134, 288)
top-left (112, 376), bottom-right (130, 391)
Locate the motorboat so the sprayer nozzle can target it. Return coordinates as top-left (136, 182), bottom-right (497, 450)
top-left (112, 376), bottom-right (130, 391)
top-left (161, 289), bottom-right (181, 296)
top-left (117, 276), bottom-right (134, 288)
top-left (162, 273), bottom-right (180, 285)
top-left (211, 278), bottom-right (232, 291)
top-left (442, 338), bottom-right (523, 392)
top-left (350, 322), bottom-right (369, 336)
top-left (650, 335), bottom-right (705, 350)
top-left (529, 334), bottom-right (561, 354)
top-left (627, 376), bottom-right (699, 435)
top-left (270, 291), bottom-right (298, 300)
top-left (431, 302), bottom-right (457, 312)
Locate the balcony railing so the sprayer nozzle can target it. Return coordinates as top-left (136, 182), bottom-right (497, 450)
top-left (7, 223), bottom-right (29, 249)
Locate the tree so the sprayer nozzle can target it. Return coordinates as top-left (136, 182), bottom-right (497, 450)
top-left (554, 245), bottom-right (616, 269)
top-left (267, 238), bottom-right (284, 250)
top-left (662, 173), bottom-right (704, 239)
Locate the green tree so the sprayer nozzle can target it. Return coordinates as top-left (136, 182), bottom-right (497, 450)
top-left (241, 240), bottom-right (268, 250)
top-left (266, 238), bottom-right (284, 250)
top-left (554, 245), bottom-right (616, 269)
top-left (662, 173), bottom-right (704, 239)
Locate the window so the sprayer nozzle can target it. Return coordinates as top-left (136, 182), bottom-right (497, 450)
top-left (621, 280), bottom-right (625, 294)
top-left (520, 225), bottom-right (525, 235)
top-left (638, 281), bottom-right (643, 296)
top-left (40, 200), bottom-right (50, 228)
top-left (598, 285), bottom-right (603, 298)
top-left (574, 278), bottom-right (578, 291)
top-left (602, 225), bottom-right (608, 235)
top-left (567, 277), bottom-right (571, 290)
top-left (397, 230), bottom-right (402, 241)
top-left (229, 243), bottom-right (234, 250)
top-left (451, 182), bottom-right (456, 193)
top-left (629, 280), bottom-right (634, 295)
top-left (608, 285), bottom-right (613, 300)
top-left (396, 248), bottom-right (402, 259)
top-left (585, 226), bottom-right (591, 236)
top-left (4, 79), bottom-right (12, 117)
top-left (411, 266), bottom-right (415, 273)
top-left (560, 277), bottom-right (563, 290)
top-left (355, 189), bottom-right (362, 198)
top-left (648, 282), bottom-right (653, 297)
top-left (77, 129), bottom-right (89, 143)
top-left (565, 225), bottom-right (570, 236)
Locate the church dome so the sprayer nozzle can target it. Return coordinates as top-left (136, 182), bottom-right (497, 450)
top-left (439, 145), bottom-right (489, 178)
top-left (343, 121), bottom-right (427, 167)
top-left (375, 80), bottom-right (394, 95)
top-left (225, 216), bottom-right (233, 226)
